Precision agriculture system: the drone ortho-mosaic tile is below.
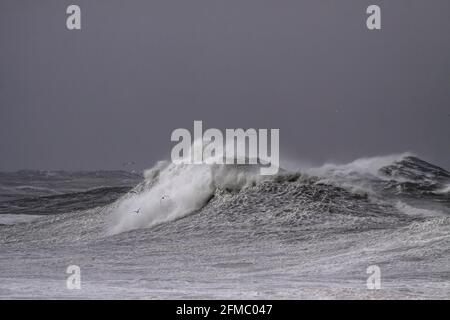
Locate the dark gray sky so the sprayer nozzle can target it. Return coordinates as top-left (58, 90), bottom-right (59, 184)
top-left (1, 0), bottom-right (449, 171)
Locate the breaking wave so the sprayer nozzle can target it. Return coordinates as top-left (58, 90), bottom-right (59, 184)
top-left (104, 152), bottom-right (450, 235)
top-left (107, 160), bottom-right (266, 234)
top-left (1, 152), bottom-right (449, 299)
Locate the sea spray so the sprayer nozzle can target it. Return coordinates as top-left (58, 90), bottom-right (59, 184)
top-left (107, 160), bottom-right (266, 235)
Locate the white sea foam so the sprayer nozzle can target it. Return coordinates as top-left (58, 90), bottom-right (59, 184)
top-left (2, 153), bottom-right (450, 299)
top-left (107, 160), bottom-right (264, 235)
top-left (0, 214), bottom-right (42, 225)
top-left (107, 152), bottom-right (432, 234)
top-left (306, 153), bottom-right (414, 180)
top-left (435, 184), bottom-right (450, 194)
top-left (395, 201), bottom-right (444, 217)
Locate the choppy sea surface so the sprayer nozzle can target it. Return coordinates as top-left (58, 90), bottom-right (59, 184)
top-left (0, 155), bottom-right (449, 299)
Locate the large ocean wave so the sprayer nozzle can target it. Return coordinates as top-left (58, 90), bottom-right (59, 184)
top-left (0, 153), bottom-right (449, 299)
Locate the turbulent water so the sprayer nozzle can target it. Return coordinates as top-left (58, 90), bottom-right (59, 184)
top-left (0, 154), bottom-right (449, 299)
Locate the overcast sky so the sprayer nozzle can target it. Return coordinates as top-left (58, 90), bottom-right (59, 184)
top-left (1, 0), bottom-right (449, 171)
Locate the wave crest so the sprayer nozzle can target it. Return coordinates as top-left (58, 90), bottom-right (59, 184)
top-left (107, 160), bottom-right (265, 234)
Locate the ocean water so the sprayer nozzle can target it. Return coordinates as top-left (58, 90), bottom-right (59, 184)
top-left (0, 155), bottom-right (449, 299)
